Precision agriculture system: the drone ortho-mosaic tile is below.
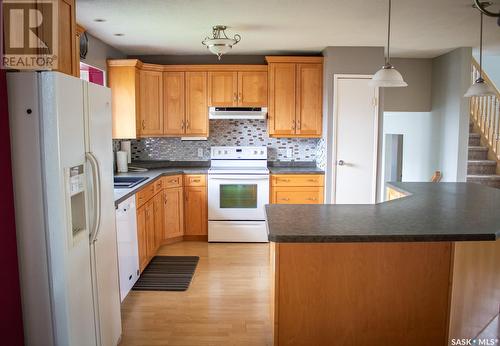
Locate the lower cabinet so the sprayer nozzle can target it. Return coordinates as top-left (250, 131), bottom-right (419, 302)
top-left (135, 174), bottom-right (205, 272)
top-left (163, 187), bottom-right (184, 239)
top-left (136, 199), bottom-right (155, 272)
top-left (271, 174), bottom-right (325, 204)
top-left (184, 175), bottom-right (207, 236)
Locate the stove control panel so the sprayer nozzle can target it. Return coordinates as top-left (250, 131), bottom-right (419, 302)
top-left (211, 146), bottom-right (267, 160)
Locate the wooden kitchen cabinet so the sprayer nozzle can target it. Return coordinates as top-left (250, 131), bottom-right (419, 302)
top-left (139, 70), bottom-right (164, 136)
top-left (208, 70), bottom-right (267, 107)
top-left (238, 71), bottom-right (268, 107)
top-left (184, 176), bottom-right (207, 236)
top-left (271, 174), bottom-right (324, 204)
top-left (107, 60), bottom-right (140, 139)
top-left (208, 71), bottom-right (238, 107)
top-left (56, 0), bottom-right (78, 76)
top-left (185, 72), bottom-right (209, 136)
top-left (136, 205), bottom-right (148, 272)
top-left (153, 192), bottom-right (164, 249)
top-left (163, 187), bottom-right (184, 239)
top-left (163, 72), bottom-right (186, 135)
top-left (266, 56), bottom-right (323, 138)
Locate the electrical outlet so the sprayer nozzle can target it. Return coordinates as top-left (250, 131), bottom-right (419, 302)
top-left (286, 149), bottom-right (293, 158)
top-left (197, 148), bottom-right (204, 158)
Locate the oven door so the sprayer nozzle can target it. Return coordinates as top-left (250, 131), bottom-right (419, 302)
top-left (208, 174), bottom-right (269, 220)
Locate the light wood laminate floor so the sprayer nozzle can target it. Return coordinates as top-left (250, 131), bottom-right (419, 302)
top-left (119, 241), bottom-right (272, 346)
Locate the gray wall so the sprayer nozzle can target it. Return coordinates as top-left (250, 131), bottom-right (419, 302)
top-left (80, 33), bottom-right (126, 71)
top-left (384, 58), bottom-right (433, 112)
top-left (321, 46), bottom-right (385, 202)
top-left (431, 47), bottom-right (471, 182)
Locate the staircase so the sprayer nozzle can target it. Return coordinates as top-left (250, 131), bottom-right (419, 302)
top-left (467, 122), bottom-right (500, 188)
top-left (467, 60), bottom-right (500, 188)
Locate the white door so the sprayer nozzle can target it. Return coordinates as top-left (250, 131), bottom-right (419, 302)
top-left (85, 82), bottom-right (122, 346)
top-left (333, 76), bottom-right (379, 204)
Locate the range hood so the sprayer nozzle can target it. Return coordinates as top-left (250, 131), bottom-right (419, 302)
top-left (209, 107), bottom-right (268, 120)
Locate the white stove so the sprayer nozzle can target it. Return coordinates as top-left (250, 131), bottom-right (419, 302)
top-left (208, 146), bottom-right (269, 242)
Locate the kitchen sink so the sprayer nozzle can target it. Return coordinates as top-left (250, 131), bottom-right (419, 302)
top-left (114, 176), bottom-right (148, 189)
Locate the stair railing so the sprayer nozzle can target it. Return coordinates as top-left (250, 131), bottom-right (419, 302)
top-left (470, 60), bottom-right (500, 159)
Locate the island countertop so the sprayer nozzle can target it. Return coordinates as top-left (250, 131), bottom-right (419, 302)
top-left (265, 182), bottom-right (500, 242)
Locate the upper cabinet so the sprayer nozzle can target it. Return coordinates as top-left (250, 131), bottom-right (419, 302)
top-left (208, 70), bottom-right (267, 107)
top-left (139, 70), bottom-right (164, 136)
top-left (266, 56), bottom-right (323, 138)
top-left (108, 61), bottom-right (269, 139)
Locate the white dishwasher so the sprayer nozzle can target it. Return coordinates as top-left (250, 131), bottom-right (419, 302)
top-left (115, 195), bottom-right (140, 301)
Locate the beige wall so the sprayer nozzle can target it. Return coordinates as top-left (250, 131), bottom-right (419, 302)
top-left (384, 58), bottom-right (432, 112)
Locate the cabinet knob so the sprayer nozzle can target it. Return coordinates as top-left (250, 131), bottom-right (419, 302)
top-left (186, 120), bottom-right (190, 129)
top-left (280, 198), bottom-right (290, 201)
top-left (291, 120), bottom-right (296, 130)
top-left (233, 93), bottom-right (238, 102)
top-left (181, 120), bottom-right (185, 130)
top-left (306, 197), bottom-right (317, 201)
top-left (297, 119), bottom-right (301, 130)
top-left (142, 120), bottom-right (146, 130)
top-left (338, 160), bottom-right (345, 166)
top-left (238, 92), bottom-right (242, 101)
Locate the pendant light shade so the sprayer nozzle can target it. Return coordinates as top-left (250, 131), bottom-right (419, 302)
top-left (372, 63), bottom-right (408, 87)
top-left (464, 77), bottom-right (495, 97)
top-left (371, 0), bottom-right (407, 88)
top-left (465, 10), bottom-right (495, 97)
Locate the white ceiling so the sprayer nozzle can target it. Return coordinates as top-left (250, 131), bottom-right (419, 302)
top-left (76, 0), bottom-right (500, 58)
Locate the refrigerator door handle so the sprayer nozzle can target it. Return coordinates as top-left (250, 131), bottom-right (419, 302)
top-left (86, 152), bottom-right (102, 244)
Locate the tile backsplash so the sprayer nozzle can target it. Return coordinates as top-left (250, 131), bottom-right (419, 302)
top-left (116, 120), bottom-right (321, 162)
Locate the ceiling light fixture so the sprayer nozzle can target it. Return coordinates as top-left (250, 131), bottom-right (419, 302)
top-left (465, 3), bottom-right (496, 97)
top-left (202, 25), bottom-right (241, 60)
top-left (473, 0), bottom-right (500, 26)
top-left (371, 0), bottom-right (407, 88)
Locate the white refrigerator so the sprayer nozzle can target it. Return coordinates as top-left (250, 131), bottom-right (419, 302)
top-left (8, 72), bottom-right (122, 346)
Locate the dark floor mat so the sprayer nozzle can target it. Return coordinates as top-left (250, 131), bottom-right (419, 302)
top-left (132, 256), bottom-right (199, 291)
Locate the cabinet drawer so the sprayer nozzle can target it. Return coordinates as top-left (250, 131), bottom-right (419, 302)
top-left (153, 178), bottom-right (164, 194)
top-left (163, 175), bottom-right (182, 188)
top-left (271, 186), bottom-right (324, 204)
top-left (184, 174), bottom-right (206, 187)
top-left (271, 174), bottom-right (324, 187)
top-left (136, 183), bottom-right (155, 208)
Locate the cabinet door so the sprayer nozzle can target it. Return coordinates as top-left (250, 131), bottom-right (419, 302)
top-left (184, 186), bottom-right (207, 236)
top-left (208, 72), bottom-right (237, 107)
top-left (185, 72), bottom-right (208, 136)
top-left (271, 187), bottom-right (324, 204)
top-left (139, 70), bottom-right (163, 136)
top-left (136, 205), bottom-right (149, 272)
top-left (57, 0), bottom-right (78, 76)
top-left (164, 187), bottom-right (184, 239)
top-left (268, 63), bottom-right (296, 136)
top-left (296, 64), bottom-right (322, 136)
top-left (153, 193), bottom-right (164, 249)
top-left (145, 200), bottom-right (156, 262)
top-left (238, 71), bottom-right (268, 107)
top-left (163, 72), bottom-right (185, 135)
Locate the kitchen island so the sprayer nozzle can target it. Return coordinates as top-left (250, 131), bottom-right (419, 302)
top-left (265, 182), bottom-right (500, 346)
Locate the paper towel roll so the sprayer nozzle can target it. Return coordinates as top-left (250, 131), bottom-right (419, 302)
top-left (120, 140), bottom-right (132, 163)
top-left (116, 151), bottom-right (128, 173)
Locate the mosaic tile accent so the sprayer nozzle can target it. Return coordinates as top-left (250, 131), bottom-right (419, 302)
top-left (315, 138), bottom-right (327, 170)
top-left (116, 120), bottom-right (320, 162)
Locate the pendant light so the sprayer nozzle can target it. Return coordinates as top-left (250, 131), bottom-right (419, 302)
top-left (371, 0), bottom-right (408, 87)
top-left (464, 10), bottom-right (495, 97)
top-left (202, 25), bottom-right (241, 60)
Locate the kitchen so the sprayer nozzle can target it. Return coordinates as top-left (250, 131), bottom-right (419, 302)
top-left (3, 0), bottom-right (500, 346)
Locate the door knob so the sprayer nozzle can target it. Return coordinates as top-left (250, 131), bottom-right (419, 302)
top-left (338, 160), bottom-right (345, 166)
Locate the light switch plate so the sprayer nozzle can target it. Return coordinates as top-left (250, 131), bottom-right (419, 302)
top-left (286, 149), bottom-right (293, 158)
top-left (197, 148), bottom-right (204, 158)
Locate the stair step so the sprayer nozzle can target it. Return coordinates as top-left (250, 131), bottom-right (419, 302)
top-left (469, 133), bottom-right (481, 146)
top-left (468, 146), bottom-right (489, 160)
top-left (467, 175), bottom-right (500, 188)
top-left (467, 160), bottom-right (497, 174)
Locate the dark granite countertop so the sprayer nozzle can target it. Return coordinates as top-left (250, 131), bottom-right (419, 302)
top-left (268, 162), bottom-right (324, 174)
top-left (265, 182), bottom-right (500, 243)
